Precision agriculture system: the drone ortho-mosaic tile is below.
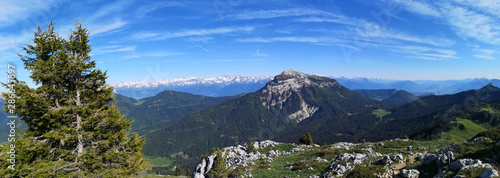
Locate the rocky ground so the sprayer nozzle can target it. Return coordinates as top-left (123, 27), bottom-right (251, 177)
top-left (194, 138), bottom-right (500, 178)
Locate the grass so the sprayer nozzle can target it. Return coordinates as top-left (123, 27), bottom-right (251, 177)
top-left (252, 146), bottom-right (337, 177)
top-left (440, 119), bottom-right (487, 143)
top-left (371, 140), bottom-right (448, 155)
top-left (148, 157), bottom-right (174, 167)
top-left (372, 110), bottom-right (391, 119)
top-left (372, 110), bottom-right (391, 124)
top-left (258, 144), bottom-right (295, 155)
top-left (252, 153), bottom-right (330, 177)
top-left (140, 174), bottom-right (187, 178)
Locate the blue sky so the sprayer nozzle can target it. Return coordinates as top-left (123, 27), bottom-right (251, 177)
top-left (1, 0), bottom-right (500, 86)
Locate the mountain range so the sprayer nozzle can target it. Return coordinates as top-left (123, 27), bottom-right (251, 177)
top-left (112, 90), bottom-right (234, 135)
top-left (134, 69), bottom-right (500, 170)
top-left (114, 74), bottom-right (500, 99)
top-left (114, 75), bottom-right (272, 99)
top-left (4, 69), bottom-right (500, 173)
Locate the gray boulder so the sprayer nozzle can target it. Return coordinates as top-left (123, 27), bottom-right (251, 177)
top-left (323, 153), bottom-right (368, 177)
top-left (419, 153), bottom-right (438, 165)
top-left (376, 155), bottom-right (393, 165)
top-left (480, 169), bottom-right (499, 178)
top-left (401, 169), bottom-right (420, 178)
top-left (391, 154), bottom-right (403, 162)
top-left (450, 159), bottom-right (482, 171)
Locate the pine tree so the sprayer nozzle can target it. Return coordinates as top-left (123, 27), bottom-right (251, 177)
top-left (299, 131), bottom-right (314, 145)
top-left (0, 22), bottom-right (150, 177)
top-left (175, 166), bottom-right (185, 176)
top-left (206, 150), bottom-right (229, 178)
top-left (246, 138), bottom-right (257, 153)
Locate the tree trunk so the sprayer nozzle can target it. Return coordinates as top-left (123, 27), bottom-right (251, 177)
top-left (76, 89), bottom-right (83, 160)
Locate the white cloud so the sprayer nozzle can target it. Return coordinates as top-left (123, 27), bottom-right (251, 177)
top-left (226, 8), bottom-right (335, 20)
top-left (92, 45), bottom-right (136, 55)
top-left (133, 26), bottom-right (254, 41)
top-left (0, 0), bottom-right (58, 27)
top-left (392, 1), bottom-right (500, 44)
top-left (89, 0), bottom-right (135, 21)
top-left (394, 46), bottom-right (459, 60)
top-left (295, 16), bottom-right (365, 26)
top-left (125, 51), bottom-right (184, 59)
top-left (452, 0), bottom-right (500, 17)
top-left (237, 37), bottom-right (320, 43)
top-left (473, 49), bottom-right (496, 60)
top-left (0, 31), bottom-right (32, 52)
top-left (89, 19), bottom-right (127, 35)
top-left (393, 0), bottom-right (441, 17)
top-left (136, 1), bottom-right (185, 18)
top-left (440, 2), bottom-right (500, 44)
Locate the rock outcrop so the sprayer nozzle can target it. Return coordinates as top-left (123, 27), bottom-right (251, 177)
top-left (401, 169), bottom-right (420, 178)
top-left (260, 69), bottom-right (339, 122)
top-left (323, 153), bottom-right (370, 177)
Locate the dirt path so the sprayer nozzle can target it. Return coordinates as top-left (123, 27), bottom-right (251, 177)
top-left (384, 154), bottom-right (418, 177)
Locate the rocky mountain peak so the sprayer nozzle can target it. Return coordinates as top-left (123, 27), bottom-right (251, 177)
top-left (477, 82), bottom-right (500, 93)
top-left (276, 69), bottom-right (307, 79)
top-left (266, 69), bottom-right (339, 92)
top-left (259, 69), bottom-right (340, 122)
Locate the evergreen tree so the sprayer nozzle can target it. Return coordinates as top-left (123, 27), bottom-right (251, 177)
top-left (0, 22), bottom-right (150, 177)
top-left (206, 150), bottom-right (229, 178)
top-left (174, 166), bottom-right (185, 176)
top-left (299, 131), bottom-right (314, 145)
top-left (246, 138), bottom-right (257, 153)
top-left (186, 168), bottom-right (192, 177)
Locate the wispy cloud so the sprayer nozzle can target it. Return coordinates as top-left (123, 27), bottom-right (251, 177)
top-left (210, 58), bottom-right (265, 63)
top-left (92, 45), bottom-right (136, 55)
top-left (88, 0), bottom-right (135, 21)
top-left (392, 0), bottom-right (441, 18)
top-left (473, 49), bottom-right (496, 60)
top-left (351, 20), bottom-right (454, 47)
top-left (237, 37), bottom-right (320, 43)
top-left (89, 19), bottom-right (127, 35)
top-left (190, 41), bottom-right (210, 52)
top-left (254, 49), bottom-right (267, 57)
top-left (439, 2), bottom-right (500, 44)
top-left (293, 13), bottom-right (454, 48)
top-left (132, 26), bottom-right (254, 41)
top-left (392, 1), bottom-right (500, 44)
top-left (295, 16), bottom-right (365, 26)
top-left (0, 0), bottom-right (58, 27)
top-left (125, 51), bottom-right (184, 59)
top-left (393, 46), bottom-right (459, 61)
top-left (452, 0), bottom-right (500, 17)
top-left (136, 1), bottom-right (185, 18)
top-left (0, 31), bottom-right (32, 52)
top-left (226, 8), bottom-right (334, 20)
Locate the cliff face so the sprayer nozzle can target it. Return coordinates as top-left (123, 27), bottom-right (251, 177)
top-left (259, 69), bottom-right (339, 122)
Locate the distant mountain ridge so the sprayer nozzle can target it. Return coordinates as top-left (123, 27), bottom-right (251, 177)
top-left (140, 70), bottom-right (500, 171)
top-left (114, 75), bottom-right (273, 99)
top-left (112, 90), bottom-right (234, 135)
top-left (142, 69), bottom-right (383, 166)
top-left (114, 75), bottom-right (500, 99)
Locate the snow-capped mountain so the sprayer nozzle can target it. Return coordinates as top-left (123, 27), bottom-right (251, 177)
top-left (114, 75), bottom-right (273, 99)
top-left (113, 73), bottom-right (500, 100)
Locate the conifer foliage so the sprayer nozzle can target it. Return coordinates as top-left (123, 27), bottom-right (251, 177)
top-left (0, 22), bottom-right (149, 177)
top-left (299, 131), bottom-right (314, 145)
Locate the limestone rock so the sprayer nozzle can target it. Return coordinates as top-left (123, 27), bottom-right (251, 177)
top-left (401, 169), bottom-right (420, 178)
top-left (375, 155), bottom-right (393, 165)
top-left (391, 154), bottom-right (403, 162)
top-left (480, 169), bottom-right (499, 178)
